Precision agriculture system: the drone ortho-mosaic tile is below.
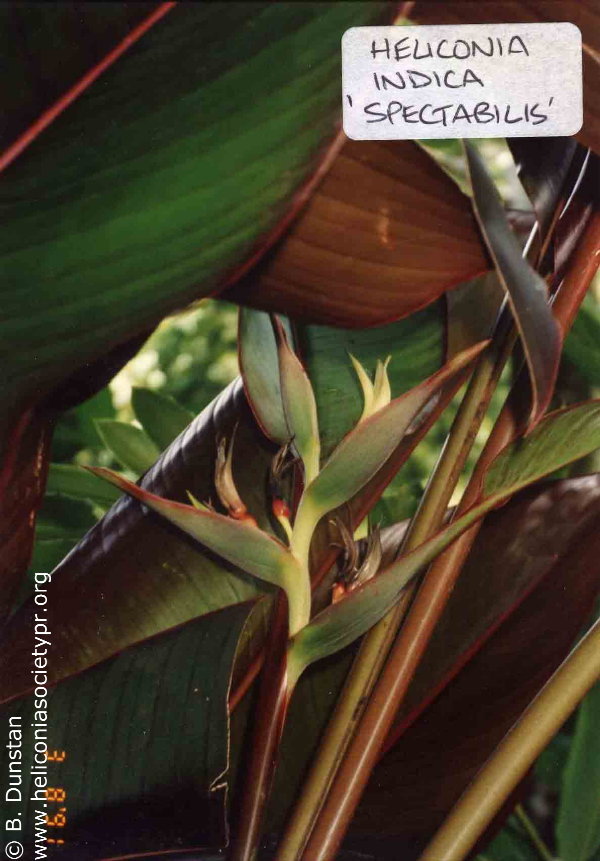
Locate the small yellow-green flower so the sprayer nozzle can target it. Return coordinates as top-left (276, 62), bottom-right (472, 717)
top-left (349, 354), bottom-right (392, 421)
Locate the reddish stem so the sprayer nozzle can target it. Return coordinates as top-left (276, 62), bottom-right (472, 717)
top-left (230, 596), bottom-right (293, 861)
top-left (301, 209), bottom-right (600, 861)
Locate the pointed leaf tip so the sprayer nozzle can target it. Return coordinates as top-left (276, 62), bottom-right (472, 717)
top-left (86, 467), bottom-right (300, 596)
top-left (238, 308), bottom-right (290, 445)
top-left (464, 141), bottom-right (562, 428)
top-left (273, 315), bottom-right (321, 483)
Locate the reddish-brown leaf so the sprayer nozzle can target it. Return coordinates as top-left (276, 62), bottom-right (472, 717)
top-left (349, 476), bottom-right (600, 841)
top-left (225, 139), bottom-right (488, 328)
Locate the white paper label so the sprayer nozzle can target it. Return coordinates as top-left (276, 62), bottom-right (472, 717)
top-left (342, 23), bottom-right (582, 140)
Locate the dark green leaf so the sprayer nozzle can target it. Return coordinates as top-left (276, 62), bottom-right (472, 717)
top-left (299, 304), bottom-right (444, 457)
top-left (131, 387), bottom-right (194, 451)
top-left (0, 603), bottom-right (252, 858)
top-left (464, 141), bottom-right (562, 425)
top-left (479, 816), bottom-right (539, 861)
top-left (2, 2), bottom-right (393, 429)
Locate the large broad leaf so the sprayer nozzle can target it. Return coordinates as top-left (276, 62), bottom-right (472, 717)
top-left (225, 138), bottom-right (488, 327)
top-left (0, 602), bottom-right (252, 859)
top-left (407, 1), bottom-right (600, 154)
top-left (564, 293), bottom-right (600, 388)
top-left (0, 1), bottom-right (392, 614)
top-left (2, 3), bottom-right (394, 427)
top-left (0, 309), bottom-right (446, 702)
top-left (0, 381), bottom-right (272, 701)
top-left (556, 680), bottom-right (600, 861)
top-left (348, 478), bottom-right (600, 846)
top-left (385, 476), bottom-right (600, 744)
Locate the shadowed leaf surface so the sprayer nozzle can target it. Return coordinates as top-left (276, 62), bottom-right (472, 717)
top-left (225, 478), bottom-right (600, 845)
top-left (225, 139), bottom-right (488, 327)
top-left (465, 142), bottom-right (562, 425)
top-left (508, 137), bottom-right (580, 249)
top-left (0, 382), bottom-right (272, 702)
top-left (347, 477), bottom-right (600, 842)
top-left (0, 603), bottom-right (252, 859)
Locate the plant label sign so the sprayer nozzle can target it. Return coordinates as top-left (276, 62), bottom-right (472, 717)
top-left (342, 23), bottom-right (582, 140)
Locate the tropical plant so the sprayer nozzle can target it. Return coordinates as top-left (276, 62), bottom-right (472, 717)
top-left (1, 4), bottom-right (600, 861)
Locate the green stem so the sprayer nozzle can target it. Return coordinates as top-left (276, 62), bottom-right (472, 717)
top-left (515, 804), bottom-right (555, 861)
top-left (276, 308), bottom-right (514, 860)
top-left (420, 617), bottom-right (600, 861)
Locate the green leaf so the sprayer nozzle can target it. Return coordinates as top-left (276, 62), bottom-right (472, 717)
top-left (303, 342), bottom-right (486, 519)
top-left (536, 732), bottom-right (571, 795)
top-left (131, 387), bottom-right (194, 451)
top-left (90, 467), bottom-right (301, 602)
top-left (464, 141), bottom-right (562, 426)
top-left (484, 401), bottom-right (600, 498)
top-left (239, 308), bottom-right (290, 445)
top-left (290, 402), bottom-right (600, 677)
top-left (46, 462), bottom-right (122, 508)
top-left (2, 2), bottom-right (393, 426)
top-left (564, 295), bottom-right (600, 388)
top-left (479, 816), bottom-right (539, 861)
top-left (274, 317), bottom-right (321, 482)
top-left (557, 681), bottom-right (600, 861)
top-left (0, 603), bottom-right (252, 856)
top-left (95, 419), bottom-right (160, 474)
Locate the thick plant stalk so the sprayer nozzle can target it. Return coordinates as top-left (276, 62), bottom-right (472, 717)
top-left (300, 210), bottom-right (600, 861)
top-left (230, 597), bottom-right (292, 861)
top-left (420, 616), bottom-right (600, 861)
top-left (275, 309), bottom-right (514, 860)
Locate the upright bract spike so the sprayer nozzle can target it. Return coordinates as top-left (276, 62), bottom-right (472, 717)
top-left (272, 316), bottom-right (321, 484)
top-left (372, 356), bottom-right (392, 414)
top-left (349, 353), bottom-right (375, 421)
